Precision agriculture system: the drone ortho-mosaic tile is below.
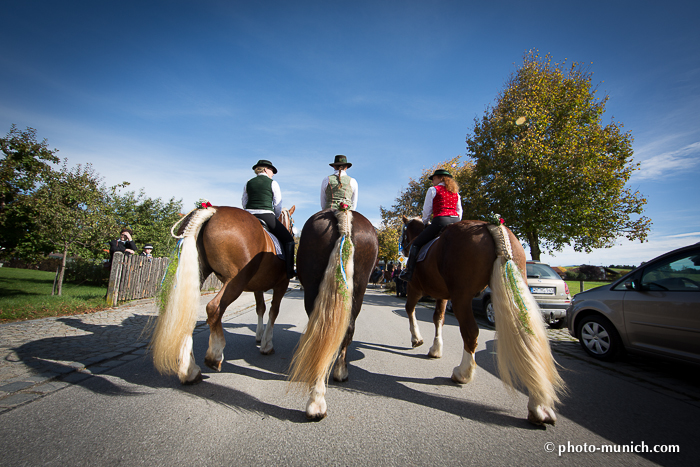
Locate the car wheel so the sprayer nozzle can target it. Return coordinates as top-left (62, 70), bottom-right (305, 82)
top-left (484, 299), bottom-right (495, 325)
top-left (549, 318), bottom-right (565, 329)
top-left (577, 315), bottom-right (621, 361)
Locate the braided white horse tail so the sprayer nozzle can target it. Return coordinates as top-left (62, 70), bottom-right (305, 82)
top-left (288, 209), bottom-right (354, 392)
top-left (151, 207), bottom-right (216, 380)
top-left (487, 223), bottom-right (565, 421)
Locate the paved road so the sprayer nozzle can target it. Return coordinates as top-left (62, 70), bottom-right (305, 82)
top-left (1, 284), bottom-right (699, 465)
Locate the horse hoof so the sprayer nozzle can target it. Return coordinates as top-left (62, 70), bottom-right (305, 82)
top-left (412, 339), bottom-right (424, 348)
top-left (260, 347), bottom-right (275, 355)
top-left (528, 407), bottom-right (557, 426)
top-left (306, 411), bottom-right (327, 422)
top-left (204, 357), bottom-right (222, 372)
top-left (182, 371), bottom-right (203, 385)
top-left (451, 371), bottom-right (472, 384)
top-left (332, 371), bottom-right (349, 383)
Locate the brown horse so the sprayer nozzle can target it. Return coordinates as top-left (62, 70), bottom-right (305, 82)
top-left (150, 205), bottom-right (295, 384)
top-left (400, 216), bottom-right (564, 425)
top-left (288, 209), bottom-right (378, 420)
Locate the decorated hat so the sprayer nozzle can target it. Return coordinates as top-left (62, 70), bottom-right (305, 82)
top-left (429, 168), bottom-right (453, 180)
top-left (330, 155), bottom-right (352, 168)
top-left (252, 159), bottom-right (278, 174)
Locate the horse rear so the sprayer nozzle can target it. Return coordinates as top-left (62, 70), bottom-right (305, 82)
top-left (401, 218), bottom-right (564, 425)
top-left (150, 206), bottom-right (293, 384)
top-left (290, 209), bottom-right (378, 420)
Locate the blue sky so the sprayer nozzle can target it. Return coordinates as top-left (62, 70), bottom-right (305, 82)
top-left (2, 0), bottom-right (699, 266)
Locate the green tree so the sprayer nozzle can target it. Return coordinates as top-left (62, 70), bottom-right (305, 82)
top-left (465, 50), bottom-right (651, 260)
top-left (0, 125), bottom-right (60, 255)
top-left (108, 189), bottom-right (183, 257)
top-left (376, 224), bottom-right (400, 263)
top-left (30, 161), bottom-right (116, 295)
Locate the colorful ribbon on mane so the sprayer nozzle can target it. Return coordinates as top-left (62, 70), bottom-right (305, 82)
top-left (339, 235), bottom-right (348, 285)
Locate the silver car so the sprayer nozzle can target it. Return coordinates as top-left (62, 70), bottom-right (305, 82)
top-left (567, 242), bottom-right (700, 362)
top-left (471, 261), bottom-right (572, 328)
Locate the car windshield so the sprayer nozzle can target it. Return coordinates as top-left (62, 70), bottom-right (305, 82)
top-left (526, 263), bottom-right (560, 280)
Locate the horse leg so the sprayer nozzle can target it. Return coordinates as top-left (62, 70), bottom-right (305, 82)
top-left (405, 285), bottom-right (424, 348)
top-left (254, 291), bottom-right (266, 343)
top-left (204, 280), bottom-right (243, 371)
top-left (178, 334), bottom-right (202, 384)
top-left (528, 397), bottom-right (557, 426)
top-left (306, 378), bottom-right (327, 421)
top-left (428, 299), bottom-right (446, 358)
top-left (450, 297), bottom-right (479, 384)
top-left (259, 281), bottom-right (288, 355)
top-left (332, 316), bottom-right (356, 382)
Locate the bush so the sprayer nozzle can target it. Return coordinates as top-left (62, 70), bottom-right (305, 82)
top-left (64, 258), bottom-right (110, 286)
top-left (4, 257), bottom-right (62, 272)
top-left (565, 270), bottom-right (585, 280)
top-left (578, 265), bottom-right (605, 281)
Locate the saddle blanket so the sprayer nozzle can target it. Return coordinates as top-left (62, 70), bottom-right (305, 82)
top-left (263, 229), bottom-right (284, 259)
top-left (417, 237), bottom-right (439, 262)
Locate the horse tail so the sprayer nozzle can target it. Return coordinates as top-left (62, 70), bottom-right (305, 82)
top-left (150, 207), bottom-right (216, 377)
top-left (487, 223), bottom-right (565, 408)
top-left (288, 210), bottom-right (354, 392)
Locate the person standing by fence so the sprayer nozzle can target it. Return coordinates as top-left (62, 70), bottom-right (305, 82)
top-left (140, 244), bottom-right (154, 261)
top-left (109, 228), bottom-right (137, 265)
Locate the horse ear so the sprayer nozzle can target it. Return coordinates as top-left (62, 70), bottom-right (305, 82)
top-left (289, 205), bottom-right (295, 215)
top-left (402, 215), bottom-right (409, 224)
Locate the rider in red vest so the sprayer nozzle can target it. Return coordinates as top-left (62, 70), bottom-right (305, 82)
top-left (399, 168), bottom-right (462, 282)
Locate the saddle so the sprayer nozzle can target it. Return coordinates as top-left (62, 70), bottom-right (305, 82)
top-left (257, 218), bottom-right (271, 232)
top-left (417, 237), bottom-right (440, 262)
top-left (416, 222), bottom-right (452, 262)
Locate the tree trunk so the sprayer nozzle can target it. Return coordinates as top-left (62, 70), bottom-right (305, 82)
top-left (526, 231), bottom-right (541, 261)
top-left (57, 243), bottom-right (68, 296)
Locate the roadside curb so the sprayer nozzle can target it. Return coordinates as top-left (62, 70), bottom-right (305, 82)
top-left (0, 283), bottom-right (300, 413)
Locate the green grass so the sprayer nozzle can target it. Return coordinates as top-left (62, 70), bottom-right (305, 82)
top-left (0, 267), bottom-right (109, 323)
top-left (566, 280), bottom-right (610, 294)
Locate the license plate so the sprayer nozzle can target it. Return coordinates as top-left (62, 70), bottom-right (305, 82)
top-left (530, 287), bottom-right (555, 295)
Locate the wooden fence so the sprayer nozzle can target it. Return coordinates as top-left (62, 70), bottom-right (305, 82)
top-left (106, 252), bottom-right (223, 306)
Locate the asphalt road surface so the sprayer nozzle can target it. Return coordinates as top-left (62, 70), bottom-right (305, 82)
top-left (1, 287), bottom-right (698, 466)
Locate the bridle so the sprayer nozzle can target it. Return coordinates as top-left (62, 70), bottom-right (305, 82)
top-left (399, 223), bottom-right (409, 257)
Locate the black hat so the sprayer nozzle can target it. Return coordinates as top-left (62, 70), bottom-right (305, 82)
top-left (330, 155), bottom-right (352, 168)
top-left (143, 244), bottom-right (153, 250)
top-left (252, 159), bottom-right (278, 174)
top-left (429, 168), bottom-right (452, 180)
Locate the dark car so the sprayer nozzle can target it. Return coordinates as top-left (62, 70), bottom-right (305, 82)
top-left (567, 242), bottom-right (700, 363)
top-left (469, 261), bottom-right (571, 328)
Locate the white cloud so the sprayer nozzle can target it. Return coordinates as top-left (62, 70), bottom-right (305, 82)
top-left (634, 141), bottom-right (700, 180)
top-left (537, 232), bottom-right (700, 267)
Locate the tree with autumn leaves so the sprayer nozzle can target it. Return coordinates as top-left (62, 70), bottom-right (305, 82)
top-left (382, 51), bottom-right (650, 261)
top-left (466, 51), bottom-right (650, 260)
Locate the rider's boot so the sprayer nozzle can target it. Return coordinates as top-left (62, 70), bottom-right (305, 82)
top-left (284, 241), bottom-right (296, 279)
top-left (398, 245), bottom-right (419, 282)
